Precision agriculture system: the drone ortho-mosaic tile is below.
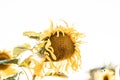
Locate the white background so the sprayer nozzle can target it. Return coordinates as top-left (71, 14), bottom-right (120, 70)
top-left (0, 0), bottom-right (120, 80)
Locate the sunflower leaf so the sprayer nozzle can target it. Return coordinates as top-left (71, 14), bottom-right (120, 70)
top-left (19, 56), bottom-right (31, 67)
top-left (0, 59), bottom-right (18, 65)
top-left (42, 36), bottom-right (49, 41)
top-left (13, 43), bottom-right (31, 57)
top-left (23, 31), bottom-right (41, 40)
top-left (3, 73), bottom-right (18, 80)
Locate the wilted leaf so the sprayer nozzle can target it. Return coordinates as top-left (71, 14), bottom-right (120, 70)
top-left (13, 43), bottom-right (31, 57)
top-left (42, 36), bottom-right (49, 41)
top-left (0, 59), bottom-right (18, 65)
top-left (45, 72), bottom-right (68, 78)
top-left (23, 31), bottom-right (41, 40)
top-left (3, 73), bottom-right (18, 80)
top-left (20, 56), bottom-right (31, 67)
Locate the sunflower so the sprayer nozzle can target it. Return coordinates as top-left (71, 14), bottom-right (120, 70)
top-left (89, 66), bottom-right (115, 80)
top-left (23, 20), bottom-right (84, 77)
top-left (0, 50), bottom-right (17, 78)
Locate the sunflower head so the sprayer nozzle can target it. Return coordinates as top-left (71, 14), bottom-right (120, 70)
top-left (0, 50), bottom-right (17, 79)
top-left (40, 20), bottom-right (84, 62)
top-left (89, 66), bottom-right (115, 80)
top-left (23, 20), bottom-right (84, 77)
top-left (0, 50), bottom-right (12, 70)
top-left (39, 20), bottom-right (84, 73)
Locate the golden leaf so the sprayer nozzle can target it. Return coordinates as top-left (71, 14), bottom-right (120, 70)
top-left (13, 43), bottom-right (31, 57)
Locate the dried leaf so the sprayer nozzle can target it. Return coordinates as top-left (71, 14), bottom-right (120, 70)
top-left (20, 56), bottom-right (31, 67)
top-left (3, 73), bottom-right (18, 80)
top-left (0, 59), bottom-right (18, 65)
top-left (13, 43), bottom-right (31, 57)
top-left (23, 31), bottom-right (41, 40)
top-left (45, 72), bottom-right (68, 78)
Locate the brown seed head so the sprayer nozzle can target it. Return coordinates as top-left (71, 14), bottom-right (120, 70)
top-left (50, 32), bottom-right (75, 61)
top-left (0, 51), bottom-right (11, 70)
top-left (103, 75), bottom-right (109, 80)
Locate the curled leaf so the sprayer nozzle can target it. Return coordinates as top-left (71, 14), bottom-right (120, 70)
top-left (45, 72), bottom-right (68, 78)
top-left (13, 43), bottom-right (31, 57)
top-left (3, 73), bottom-right (18, 80)
top-left (23, 31), bottom-right (41, 40)
top-left (20, 56), bottom-right (32, 67)
top-left (0, 59), bottom-right (18, 65)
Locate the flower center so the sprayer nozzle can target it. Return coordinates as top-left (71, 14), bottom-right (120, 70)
top-left (0, 53), bottom-right (11, 70)
top-left (50, 32), bottom-right (75, 61)
top-left (103, 75), bottom-right (109, 80)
